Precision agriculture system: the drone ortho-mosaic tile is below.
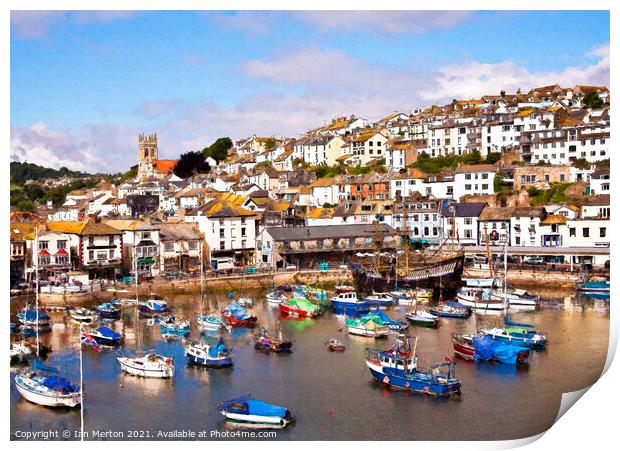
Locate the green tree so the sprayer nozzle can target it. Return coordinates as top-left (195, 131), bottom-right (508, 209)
top-left (15, 199), bottom-right (34, 212)
top-left (264, 138), bottom-right (277, 151)
top-left (582, 92), bottom-right (604, 109)
top-left (485, 152), bottom-right (502, 164)
top-left (572, 158), bottom-right (591, 170)
top-left (203, 137), bottom-right (233, 163)
top-left (174, 151), bottom-right (211, 178)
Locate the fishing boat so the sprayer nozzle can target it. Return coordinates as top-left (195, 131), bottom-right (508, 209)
top-left (429, 301), bottom-right (471, 319)
top-left (253, 327), bottom-right (293, 353)
top-left (218, 396), bottom-right (295, 428)
top-left (118, 353), bottom-right (175, 378)
top-left (334, 284), bottom-right (355, 294)
top-left (159, 316), bottom-right (190, 337)
top-left (138, 299), bottom-right (169, 317)
top-left (221, 301), bottom-right (258, 328)
top-left (94, 302), bottom-right (121, 319)
top-left (278, 297), bottom-right (323, 318)
top-left (387, 290), bottom-right (414, 305)
top-left (369, 308), bottom-right (408, 331)
top-left (67, 307), bottom-right (97, 323)
top-left (186, 336), bottom-right (233, 367)
top-left (451, 333), bottom-right (529, 365)
top-left (196, 313), bottom-right (227, 331)
top-left (345, 313), bottom-right (390, 338)
top-left (366, 334), bottom-right (461, 397)
top-left (330, 291), bottom-right (370, 315)
top-left (405, 310), bottom-right (439, 327)
top-left (576, 280), bottom-right (610, 298)
top-left (462, 277), bottom-right (499, 288)
top-left (17, 307), bottom-right (51, 329)
top-left (14, 370), bottom-right (81, 408)
top-left (325, 338), bottom-right (345, 352)
top-left (87, 326), bottom-right (123, 347)
top-left (266, 291), bottom-right (287, 304)
top-left (363, 292), bottom-right (394, 307)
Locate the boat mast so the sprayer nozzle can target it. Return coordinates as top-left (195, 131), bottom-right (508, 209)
top-left (35, 226), bottom-right (40, 356)
top-left (133, 244), bottom-right (141, 353)
top-left (484, 222), bottom-right (493, 279)
top-left (79, 324), bottom-right (84, 441)
top-left (402, 211), bottom-right (409, 276)
top-left (503, 238), bottom-right (508, 312)
top-left (200, 240), bottom-right (204, 317)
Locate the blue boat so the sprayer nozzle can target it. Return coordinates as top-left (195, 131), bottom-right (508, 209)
top-left (483, 317), bottom-right (547, 349)
top-left (160, 316), bottom-right (190, 337)
top-left (370, 307), bottom-right (408, 331)
top-left (17, 307), bottom-right (50, 328)
top-left (363, 292), bottom-right (395, 307)
top-left (472, 335), bottom-right (530, 365)
top-left (139, 300), bottom-right (169, 317)
top-left (330, 292), bottom-right (370, 315)
top-left (95, 302), bottom-right (121, 319)
top-left (366, 335), bottom-right (461, 397)
top-left (88, 326), bottom-right (123, 347)
top-left (576, 280), bottom-right (610, 298)
top-left (218, 395), bottom-right (295, 428)
top-left (186, 337), bottom-right (233, 367)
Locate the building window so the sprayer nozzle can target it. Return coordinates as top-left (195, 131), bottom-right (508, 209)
top-left (220, 241), bottom-right (226, 250)
top-left (600, 228), bottom-right (606, 238)
top-left (109, 249), bottom-right (114, 259)
top-left (109, 236), bottom-right (114, 246)
top-left (142, 232), bottom-right (150, 239)
top-left (220, 229), bottom-right (225, 238)
top-left (241, 227), bottom-right (246, 237)
top-left (57, 240), bottom-right (67, 249)
top-left (583, 228), bottom-right (589, 238)
top-left (89, 237), bottom-right (94, 246)
top-left (89, 250), bottom-right (94, 260)
top-left (164, 242), bottom-right (174, 252)
top-left (189, 241), bottom-right (198, 251)
top-left (39, 241), bottom-right (49, 250)
top-left (464, 218), bottom-right (472, 225)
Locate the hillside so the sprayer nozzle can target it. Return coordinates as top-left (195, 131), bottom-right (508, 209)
top-left (10, 161), bottom-right (91, 185)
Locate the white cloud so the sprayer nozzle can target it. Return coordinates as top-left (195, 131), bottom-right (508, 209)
top-left (294, 11), bottom-right (473, 34)
top-left (422, 44), bottom-right (610, 101)
top-left (11, 11), bottom-right (136, 39)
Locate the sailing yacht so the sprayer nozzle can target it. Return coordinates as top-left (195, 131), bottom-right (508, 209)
top-left (194, 241), bottom-right (227, 331)
top-left (118, 246), bottom-right (175, 378)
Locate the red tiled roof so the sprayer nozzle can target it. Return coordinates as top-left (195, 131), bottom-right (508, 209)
top-left (154, 160), bottom-right (177, 173)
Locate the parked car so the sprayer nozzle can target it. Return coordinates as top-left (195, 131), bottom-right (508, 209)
top-left (523, 256), bottom-right (545, 265)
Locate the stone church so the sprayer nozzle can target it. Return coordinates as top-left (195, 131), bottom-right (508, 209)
top-left (137, 133), bottom-right (177, 180)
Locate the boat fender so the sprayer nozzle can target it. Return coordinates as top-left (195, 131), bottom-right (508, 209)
top-left (165, 358), bottom-right (173, 366)
top-left (382, 376), bottom-right (390, 384)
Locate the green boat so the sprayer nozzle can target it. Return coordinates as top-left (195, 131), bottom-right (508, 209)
top-left (279, 297), bottom-right (323, 318)
top-left (346, 314), bottom-right (390, 337)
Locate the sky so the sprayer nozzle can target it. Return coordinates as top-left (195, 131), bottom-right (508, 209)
top-left (10, 10), bottom-right (610, 173)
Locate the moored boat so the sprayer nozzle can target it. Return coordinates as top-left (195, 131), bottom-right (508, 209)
top-left (387, 290), bottom-right (414, 305)
top-left (429, 301), bottom-right (471, 319)
top-left (196, 312), bottom-right (227, 331)
top-left (67, 307), bottom-right (97, 323)
top-left (346, 313), bottom-right (390, 338)
top-left (369, 307), bottom-right (408, 331)
top-left (117, 353), bottom-right (175, 378)
top-left (451, 333), bottom-right (529, 364)
top-left (266, 291), bottom-right (287, 304)
top-left (490, 287), bottom-right (539, 307)
top-left (363, 292), bottom-right (394, 307)
top-left (366, 335), bottom-right (461, 397)
top-left (218, 396), bottom-right (295, 428)
top-left (457, 287), bottom-right (505, 311)
top-left (221, 301), bottom-right (258, 328)
top-left (576, 280), bottom-right (610, 298)
top-left (278, 297), bottom-right (323, 318)
top-left (186, 337), bottom-right (233, 367)
top-left (159, 316), bottom-right (190, 337)
top-left (252, 327), bottom-right (293, 353)
top-left (87, 326), bottom-right (123, 347)
top-left (325, 338), bottom-right (345, 352)
top-left (330, 291), bottom-right (370, 315)
top-left (14, 370), bottom-right (81, 407)
top-left (95, 302), bottom-right (121, 319)
top-left (483, 326), bottom-right (547, 349)
top-left (405, 310), bottom-right (439, 328)
top-left (138, 299), bottom-right (169, 317)
top-left (17, 307), bottom-right (51, 329)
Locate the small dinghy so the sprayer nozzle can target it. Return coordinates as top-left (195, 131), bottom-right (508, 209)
top-left (346, 313), bottom-right (390, 338)
top-left (218, 396), bottom-right (295, 428)
top-left (159, 316), bottom-right (190, 337)
top-left (87, 326), bottom-right (123, 347)
top-left (138, 300), bottom-right (169, 317)
top-left (186, 337), bottom-right (233, 367)
top-left (117, 353), bottom-right (175, 378)
top-left (14, 363), bottom-right (81, 408)
top-left (95, 302), bottom-right (121, 319)
top-left (266, 291), bottom-right (287, 305)
top-left (196, 313), bottom-right (227, 331)
top-left (429, 301), bottom-right (471, 319)
top-left (325, 338), bottom-right (345, 352)
top-left (253, 327), bottom-right (293, 353)
top-left (405, 310), bottom-right (439, 328)
top-left (221, 301), bottom-right (258, 328)
top-left (68, 307), bottom-right (97, 323)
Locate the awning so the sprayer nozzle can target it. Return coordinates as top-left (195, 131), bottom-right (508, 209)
top-left (56, 248), bottom-right (68, 255)
top-left (38, 249), bottom-right (49, 255)
top-left (138, 258), bottom-right (155, 264)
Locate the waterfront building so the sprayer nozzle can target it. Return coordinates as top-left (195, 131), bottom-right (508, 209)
top-left (441, 202), bottom-right (487, 247)
top-left (104, 220), bottom-right (161, 277)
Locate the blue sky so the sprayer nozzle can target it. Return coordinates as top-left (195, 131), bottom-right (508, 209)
top-left (10, 10), bottom-right (610, 173)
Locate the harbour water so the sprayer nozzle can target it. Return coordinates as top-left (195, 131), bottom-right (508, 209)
top-left (10, 288), bottom-right (609, 441)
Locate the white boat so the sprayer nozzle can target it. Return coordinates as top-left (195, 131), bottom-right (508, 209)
top-left (237, 297), bottom-right (255, 307)
top-left (68, 307), bottom-right (97, 323)
top-left (14, 372), bottom-right (81, 407)
top-left (345, 315), bottom-right (390, 338)
top-left (218, 396), bottom-right (295, 428)
top-left (196, 313), bottom-right (227, 330)
top-left (363, 292), bottom-right (394, 307)
top-left (117, 353), bottom-right (175, 378)
top-left (346, 323), bottom-right (390, 337)
top-left (186, 338), bottom-right (233, 367)
top-left (462, 277), bottom-right (498, 288)
top-left (412, 288), bottom-right (433, 301)
top-left (456, 287), bottom-right (505, 311)
top-left (490, 287), bottom-right (539, 307)
top-left (266, 291), bottom-right (287, 304)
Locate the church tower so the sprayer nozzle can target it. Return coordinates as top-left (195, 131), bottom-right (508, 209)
top-left (137, 133), bottom-right (158, 179)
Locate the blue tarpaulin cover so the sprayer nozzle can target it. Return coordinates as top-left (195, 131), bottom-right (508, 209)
top-left (41, 375), bottom-right (78, 394)
top-left (21, 308), bottom-right (50, 321)
top-left (473, 335), bottom-right (529, 364)
top-left (95, 327), bottom-right (121, 339)
top-left (31, 358), bottom-right (57, 373)
top-left (370, 308), bottom-right (401, 326)
top-left (246, 399), bottom-right (288, 417)
top-left (226, 301), bottom-right (251, 320)
top-left (208, 338), bottom-right (228, 358)
top-left (447, 301), bottom-right (468, 309)
top-left (504, 316), bottom-right (535, 328)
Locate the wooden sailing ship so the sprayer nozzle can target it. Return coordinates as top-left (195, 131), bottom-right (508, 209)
top-left (352, 209), bottom-right (464, 291)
